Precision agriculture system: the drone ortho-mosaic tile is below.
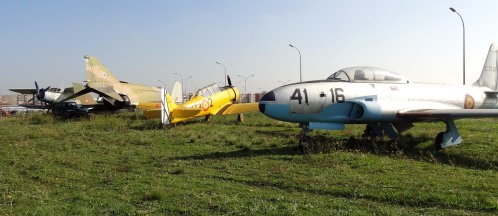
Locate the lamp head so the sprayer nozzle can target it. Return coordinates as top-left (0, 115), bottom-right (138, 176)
top-left (449, 7), bottom-right (456, 12)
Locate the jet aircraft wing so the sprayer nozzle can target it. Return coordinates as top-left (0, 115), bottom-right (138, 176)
top-left (398, 109), bottom-right (498, 119)
top-left (57, 83), bottom-right (123, 103)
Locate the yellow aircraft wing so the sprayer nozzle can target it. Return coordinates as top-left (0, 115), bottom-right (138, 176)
top-left (217, 103), bottom-right (259, 115)
top-left (137, 102), bottom-right (161, 110)
top-left (139, 104), bottom-right (203, 120)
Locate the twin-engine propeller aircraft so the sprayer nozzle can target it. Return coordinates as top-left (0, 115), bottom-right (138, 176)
top-left (60, 55), bottom-right (161, 110)
top-left (259, 43), bottom-right (498, 149)
top-left (138, 76), bottom-right (258, 124)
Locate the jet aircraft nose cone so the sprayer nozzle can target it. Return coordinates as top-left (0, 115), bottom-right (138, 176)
top-left (258, 103), bottom-right (265, 113)
top-left (260, 91), bottom-right (275, 102)
top-left (258, 90), bottom-right (275, 113)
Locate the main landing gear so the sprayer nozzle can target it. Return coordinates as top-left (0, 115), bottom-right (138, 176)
top-left (298, 123), bottom-right (314, 153)
top-left (433, 119), bottom-right (462, 149)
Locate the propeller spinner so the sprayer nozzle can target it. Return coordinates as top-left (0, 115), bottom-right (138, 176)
top-left (34, 81), bottom-right (50, 101)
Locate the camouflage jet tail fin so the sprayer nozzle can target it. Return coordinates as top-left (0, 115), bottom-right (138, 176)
top-left (472, 43), bottom-right (498, 90)
top-left (84, 55), bottom-right (119, 83)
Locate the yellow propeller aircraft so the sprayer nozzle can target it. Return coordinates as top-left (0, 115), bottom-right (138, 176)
top-left (138, 76), bottom-right (258, 124)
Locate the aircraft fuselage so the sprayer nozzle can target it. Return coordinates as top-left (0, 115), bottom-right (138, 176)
top-left (259, 81), bottom-right (495, 124)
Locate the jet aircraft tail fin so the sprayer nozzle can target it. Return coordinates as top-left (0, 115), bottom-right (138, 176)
top-left (472, 43), bottom-right (498, 90)
top-left (84, 55), bottom-right (120, 83)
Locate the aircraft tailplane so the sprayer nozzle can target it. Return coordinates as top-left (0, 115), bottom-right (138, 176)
top-left (472, 43), bottom-right (498, 90)
top-left (73, 82), bottom-right (96, 105)
top-left (84, 55), bottom-right (119, 83)
top-left (161, 91), bottom-right (177, 125)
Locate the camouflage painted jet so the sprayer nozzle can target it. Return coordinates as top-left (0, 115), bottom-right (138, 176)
top-left (259, 43), bottom-right (498, 149)
top-left (61, 55), bottom-right (161, 110)
top-left (138, 76), bottom-right (258, 124)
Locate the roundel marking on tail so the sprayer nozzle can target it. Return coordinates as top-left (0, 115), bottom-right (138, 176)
top-left (464, 94), bottom-right (475, 109)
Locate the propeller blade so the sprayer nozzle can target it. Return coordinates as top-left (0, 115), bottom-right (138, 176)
top-left (43, 86), bottom-right (51, 92)
top-left (227, 75), bottom-right (232, 86)
top-left (35, 81), bottom-right (39, 93)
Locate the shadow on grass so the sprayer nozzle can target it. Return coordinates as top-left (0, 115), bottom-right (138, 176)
top-left (174, 146), bottom-right (302, 160)
top-left (130, 119), bottom-right (210, 131)
top-left (177, 131), bottom-right (498, 171)
top-left (325, 133), bottom-right (498, 171)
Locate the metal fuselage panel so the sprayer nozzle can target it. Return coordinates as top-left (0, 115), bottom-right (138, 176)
top-left (260, 81), bottom-right (493, 124)
top-left (91, 81), bottom-right (161, 105)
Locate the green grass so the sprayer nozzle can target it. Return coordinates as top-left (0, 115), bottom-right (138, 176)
top-left (0, 112), bottom-right (497, 215)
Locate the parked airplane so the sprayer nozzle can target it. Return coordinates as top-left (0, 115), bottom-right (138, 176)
top-left (170, 81), bottom-right (183, 103)
top-left (138, 76), bottom-right (258, 124)
top-left (10, 81), bottom-right (95, 108)
top-left (259, 43), bottom-right (498, 149)
top-left (61, 55), bottom-right (161, 110)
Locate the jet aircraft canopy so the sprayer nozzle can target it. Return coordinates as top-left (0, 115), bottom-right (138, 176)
top-left (326, 67), bottom-right (410, 84)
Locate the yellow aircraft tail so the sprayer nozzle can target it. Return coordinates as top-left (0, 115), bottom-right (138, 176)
top-left (84, 55), bottom-right (119, 83)
top-left (138, 91), bottom-right (177, 123)
top-left (165, 93), bottom-right (177, 112)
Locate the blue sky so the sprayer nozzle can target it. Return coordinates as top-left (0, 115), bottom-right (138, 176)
top-left (1, 0), bottom-right (498, 94)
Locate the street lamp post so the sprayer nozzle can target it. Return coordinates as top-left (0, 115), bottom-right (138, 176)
top-left (450, 7), bottom-right (465, 85)
top-left (184, 75), bottom-right (192, 97)
top-left (173, 73), bottom-right (184, 101)
top-left (157, 80), bottom-right (166, 89)
top-left (289, 44), bottom-right (302, 82)
top-left (216, 62), bottom-right (227, 85)
top-left (237, 74), bottom-right (254, 102)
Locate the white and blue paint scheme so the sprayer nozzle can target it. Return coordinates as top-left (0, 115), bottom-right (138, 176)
top-left (259, 43), bottom-right (498, 149)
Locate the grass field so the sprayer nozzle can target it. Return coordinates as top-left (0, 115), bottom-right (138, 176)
top-left (0, 111), bottom-right (497, 215)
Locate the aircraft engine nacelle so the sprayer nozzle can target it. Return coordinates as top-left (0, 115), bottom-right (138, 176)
top-left (343, 97), bottom-right (384, 122)
top-left (103, 94), bottom-right (131, 109)
top-left (227, 87), bottom-right (240, 103)
top-left (319, 98), bottom-right (384, 123)
top-left (117, 94), bottom-right (131, 108)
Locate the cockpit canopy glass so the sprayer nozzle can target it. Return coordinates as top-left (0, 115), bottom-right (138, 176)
top-left (326, 67), bottom-right (409, 83)
top-left (195, 83), bottom-right (221, 97)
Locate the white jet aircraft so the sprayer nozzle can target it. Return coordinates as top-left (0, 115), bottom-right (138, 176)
top-left (259, 43), bottom-right (498, 149)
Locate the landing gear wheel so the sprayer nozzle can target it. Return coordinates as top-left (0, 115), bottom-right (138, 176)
top-left (237, 114), bottom-right (244, 122)
top-left (362, 124), bottom-right (382, 141)
top-left (298, 123), bottom-right (314, 153)
top-left (434, 132), bottom-right (444, 150)
top-left (204, 115), bottom-right (212, 122)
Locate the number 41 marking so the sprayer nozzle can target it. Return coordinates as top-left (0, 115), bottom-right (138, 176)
top-left (290, 88), bottom-right (345, 104)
